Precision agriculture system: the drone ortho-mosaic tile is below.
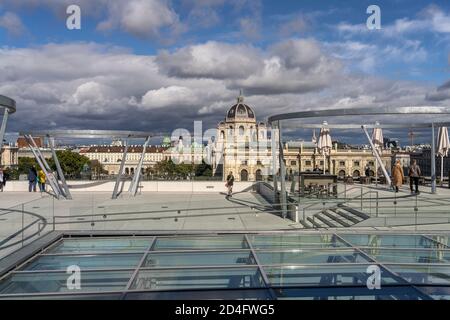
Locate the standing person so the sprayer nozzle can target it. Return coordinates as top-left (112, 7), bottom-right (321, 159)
top-left (365, 165), bottom-right (371, 178)
top-left (226, 171), bottom-right (234, 197)
top-left (392, 159), bottom-right (404, 193)
top-left (409, 160), bottom-right (422, 194)
top-left (28, 165), bottom-right (37, 192)
top-left (0, 168), bottom-right (4, 192)
top-left (38, 169), bottom-right (46, 193)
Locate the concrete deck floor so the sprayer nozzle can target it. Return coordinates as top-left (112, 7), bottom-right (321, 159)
top-left (3, 183), bottom-right (450, 259)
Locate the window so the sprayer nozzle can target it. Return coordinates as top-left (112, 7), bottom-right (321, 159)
top-left (339, 161), bottom-right (345, 166)
top-left (291, 161), bottom-right (297, 166)
top-left (257, 160), bottom-right (262, 165)
top-left (368, 161), bottom-right (375, 166)
top-left (239, 126), bottom-right (245, 136)
top-left (305, 160), bottom-right (312, 166)
top-left (354, 161), bottom-right (360, 167)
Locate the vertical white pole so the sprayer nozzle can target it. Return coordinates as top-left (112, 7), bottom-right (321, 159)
top-left (431, 123), bottom-right (437, 194)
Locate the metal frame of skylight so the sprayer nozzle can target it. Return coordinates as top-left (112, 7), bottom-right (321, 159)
top-left (1, 231), bottom-right (450, 299)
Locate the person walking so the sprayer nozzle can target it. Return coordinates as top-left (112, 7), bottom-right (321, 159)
top-left (0, 168), bottom-right (4, 192)
top-left (226, 171), bottom-right (234, 197)
top-left (409, 160), bottom-right (422, 194)
top-left (392, 159), bottom-right (404, 193)
top-left (28, 166), bottom-right (38, 192)
top-left (38, 169), bottom-right (46, 193)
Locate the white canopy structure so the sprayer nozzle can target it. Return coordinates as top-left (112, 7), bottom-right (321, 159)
top-left (372, 122), bottom-right (384, 186)
top-left (437, 127), bottom-right (450, 186)
top-left (317, 122), bottom-right (332, 174)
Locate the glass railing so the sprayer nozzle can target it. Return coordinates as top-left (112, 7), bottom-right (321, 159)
top-left (0, 196), bottom-right (55, 260)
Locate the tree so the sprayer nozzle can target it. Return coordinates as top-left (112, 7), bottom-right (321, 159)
top-left (47, 150), bottom-right (90, 178)
top-left (18, 157), bottom-right (38, 174)
top-left (194, 161), bottom-right (213, 177)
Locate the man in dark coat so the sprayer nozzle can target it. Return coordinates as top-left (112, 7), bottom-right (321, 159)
top-left (28, 166), bottom-right (38, 192)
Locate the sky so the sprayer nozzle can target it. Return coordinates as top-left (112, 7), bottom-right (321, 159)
top-left (0, 0), bottom-right (449, 144)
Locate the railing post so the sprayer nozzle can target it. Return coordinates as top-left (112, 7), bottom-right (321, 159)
top-left (52, 196), bottom-right (55, 231)
top-left (394, 191), bottom-right (397, 217)
top-left (360, 186), bottom-right (363, 211)
top-left (376, 192), bottom-right (379, 217)
top-left (344, 183), bottom-right (347, 199)
top-left (21, 204), bottom-right (24, 247)
top-left (414, 193), bottom-right (419, 231)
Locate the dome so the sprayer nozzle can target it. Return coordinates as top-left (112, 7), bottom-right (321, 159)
top-left (226, 94), bottom-right (256, 123)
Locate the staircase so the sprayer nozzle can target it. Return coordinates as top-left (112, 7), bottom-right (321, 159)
top-left (305, 204), bottom-right (370, 229)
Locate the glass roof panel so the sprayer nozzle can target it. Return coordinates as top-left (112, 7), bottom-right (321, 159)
top-left (20, 253), bottom-right (142, 271)
top-left (47, 238), bottom-right (152, 254)
top-left (362, 248), bottom-right (450, 264)
top-left (386, 265), bottom-right (450, 285)
top-left (249, 234), bottom-right (348, 250)
top-left (153, 235), bottom-right (248, 251)
top-left (257, 249), bottom-right (371, 265)
top-left (143, 251), bottom-right (255, 268)
top-left (130, 268), bottom-right (264, 291)
top-left (338, 234), bottom-right (438, 249)
top-left (264, 265), bottom-right (401, 287)
top-left (0, 271), bottom-right (133, 294)
top-left (274, 286), bottom-right (428, 300)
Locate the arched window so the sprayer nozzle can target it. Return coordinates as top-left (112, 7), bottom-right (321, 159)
top-left (239, 126), bottom-right (245, 136)
top-left (240, 169), bottom-right (249, 181)
top-left (338, 170), bottom-right (346, 177)
top-left (220, 131), bottom-right (225, 139)
top-left (353, 170), bottom-right (360, 177)
top-left (255, 169), bottom-right (262, 181)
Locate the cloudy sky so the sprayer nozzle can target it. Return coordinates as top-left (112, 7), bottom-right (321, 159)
top-left (0, 0), bottom-right (449, 143)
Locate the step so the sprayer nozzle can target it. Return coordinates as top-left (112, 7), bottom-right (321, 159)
top-left (299, 220), bottom-right (313, 229)
top-left (334, 208), bottom-right (361, 224)
top-left (314, 214), bottom-right (339, 228)
top-left (322, 210), bottom-right (351, 227)
top-left (337, 204), bottom-right (370, 220)
top-left (307, 217), bottom-right (324, 228)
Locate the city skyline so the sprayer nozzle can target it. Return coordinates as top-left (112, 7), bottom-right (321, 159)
top-left (0, 0), bottom-right (449, 144)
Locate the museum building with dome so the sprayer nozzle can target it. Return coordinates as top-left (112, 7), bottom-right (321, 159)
top-left (211, 93), bottom-right (393, 182)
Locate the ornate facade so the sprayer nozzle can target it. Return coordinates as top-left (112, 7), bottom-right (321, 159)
top-left (212, 94), bottom-right (393, 182)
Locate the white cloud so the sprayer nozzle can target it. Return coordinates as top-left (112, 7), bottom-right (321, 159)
top-left (156, 41), bottom-right (263, 79)
top-left (141, 86), bottom-right (198, 109)
top-left (426, 80), bottom-right (450, 102)
top-left (97, 0), bottom-right (185, 40)
top-left (0, 40), bottom-right (440, 134)
top-left (0, 11), bottom-right (26, 36)
top-left (337, 5), bottom-right (450, 38)
top-left (1, 0), bottom-right (184, 41)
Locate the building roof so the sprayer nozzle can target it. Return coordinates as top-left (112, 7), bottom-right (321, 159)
top-left (80, 146), bottom-right (168, 154)
top-left (226, 94), bottom-right (256, 123)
